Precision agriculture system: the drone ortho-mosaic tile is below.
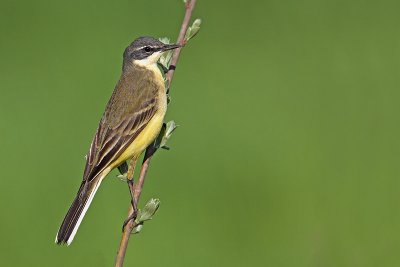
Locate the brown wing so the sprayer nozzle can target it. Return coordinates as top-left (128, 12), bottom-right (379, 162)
top-left (82, 71), bottom-right (160, 182)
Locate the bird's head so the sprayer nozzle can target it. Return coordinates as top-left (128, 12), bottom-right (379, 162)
top-left (123, 36), bottom-right (180, 69)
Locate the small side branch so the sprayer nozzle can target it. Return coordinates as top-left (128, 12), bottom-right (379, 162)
top-left (165, 0), bottom-right (197, 86)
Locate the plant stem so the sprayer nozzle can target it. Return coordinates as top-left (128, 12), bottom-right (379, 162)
top-left (114, 1), bottom-right (197, 266)
top-left (165, 0), bottom-right (197, 86)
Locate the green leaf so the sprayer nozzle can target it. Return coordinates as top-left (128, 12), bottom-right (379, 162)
top-left (160, 121), bottom-right (178, 149)
top-left (137, 198), bottom-right (161, 223)
top-left (116, 161), bottom-right (129, 181)
top-left (117, 161), bottom-right (128, 175)
top-left (153, 123), bottom-right (167, 149)
top-left (159, 37), bottom-right (173, 69)
top-left (152, 120), bottom-right (178, 151)
top-left (185, 18), bottom-right (202, 42)
top-left (116, 174), bottom-right (127, 182)
top-left (159, 37), bottom-right (170, 44)
top-left (131, 223), bottom-right (143, 234)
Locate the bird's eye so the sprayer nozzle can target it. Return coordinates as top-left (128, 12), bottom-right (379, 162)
top-left (144, 46), bottom-right (152, 53)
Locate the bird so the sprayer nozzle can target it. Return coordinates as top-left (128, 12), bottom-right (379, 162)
top-left (55, 36), bottom-right (180, 245)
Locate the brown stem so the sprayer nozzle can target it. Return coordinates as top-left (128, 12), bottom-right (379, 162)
top-left (165, 0), bottom-right (197, 87)
top-left (114, 1), bottom-right (197, 266)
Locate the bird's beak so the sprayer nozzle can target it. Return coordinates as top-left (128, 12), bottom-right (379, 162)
top-left (160, 44), bottom-right (181, 52)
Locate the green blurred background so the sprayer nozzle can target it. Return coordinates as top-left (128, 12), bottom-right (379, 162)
top-left (0, 0), bottom-right (399, 266)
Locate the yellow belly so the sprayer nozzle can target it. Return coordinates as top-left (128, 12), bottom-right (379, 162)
top-left (104, 63), bottom-right (167, 173)
top-left (121, 109), bottom-right (164, 160)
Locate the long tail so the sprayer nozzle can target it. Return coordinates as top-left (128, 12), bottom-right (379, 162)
top-left (55, 176), bottom-right (103, 245)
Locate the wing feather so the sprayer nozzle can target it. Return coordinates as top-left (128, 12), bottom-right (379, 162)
top-left (82, 71), bottom-right (161, 182)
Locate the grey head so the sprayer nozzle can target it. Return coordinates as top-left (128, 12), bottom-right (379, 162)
top-left (123, 36), bottom-right (180, 65)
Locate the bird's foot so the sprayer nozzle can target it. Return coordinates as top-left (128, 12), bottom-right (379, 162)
top-left (122, 201), bottom-right (138, 231)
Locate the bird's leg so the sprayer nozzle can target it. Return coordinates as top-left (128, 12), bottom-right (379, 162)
top-left (126, 157), bottom-right (137, 202)
top-left (122, 157), bottom-right (138, 230)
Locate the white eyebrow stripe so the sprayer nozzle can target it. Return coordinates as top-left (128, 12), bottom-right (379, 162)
top-left (133, 46), bottom-right (146, 51)
top-left (132, 45), bottom-right (161, 52)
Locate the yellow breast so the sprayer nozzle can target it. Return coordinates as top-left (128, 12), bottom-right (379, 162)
top-left (108, 64), bottom-right (167, 170)
top-left (118, 104), bottom-right (166, 162)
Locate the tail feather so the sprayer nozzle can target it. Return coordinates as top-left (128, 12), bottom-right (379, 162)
top-left (56, 177), bottom-right (103, 245)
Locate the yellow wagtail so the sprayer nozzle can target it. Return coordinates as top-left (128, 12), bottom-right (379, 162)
top-left (55, 36), bottom-right (180, 245)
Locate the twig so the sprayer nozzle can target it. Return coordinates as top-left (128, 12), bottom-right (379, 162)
top-left (165, 0), bottom-right (197, 86)
top-left (114, 1), bottom-right (197, 266)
